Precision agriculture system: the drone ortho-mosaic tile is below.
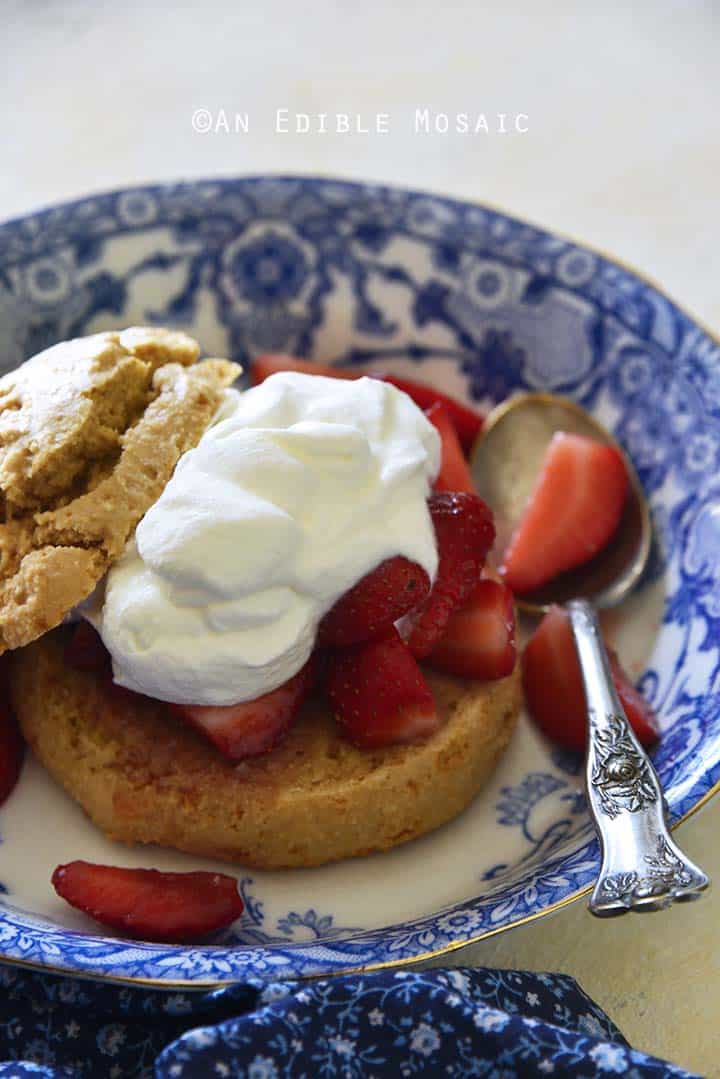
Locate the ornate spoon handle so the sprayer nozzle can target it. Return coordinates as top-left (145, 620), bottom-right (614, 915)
top-left (566, 599), bottom-right (709, 916)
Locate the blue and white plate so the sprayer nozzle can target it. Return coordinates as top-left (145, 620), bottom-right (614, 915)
top-left (0, 177), bottom-right (718, 988)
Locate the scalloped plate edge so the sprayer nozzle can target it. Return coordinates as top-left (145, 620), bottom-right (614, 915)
top-left (0, 778), bottom-right (716, 990)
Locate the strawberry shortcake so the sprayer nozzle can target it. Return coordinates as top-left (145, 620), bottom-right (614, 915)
top-left (7, 338), bottom-right (521, 870)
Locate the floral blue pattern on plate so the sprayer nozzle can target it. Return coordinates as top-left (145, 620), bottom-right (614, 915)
top-left (0, 176), bottom-right (718, 986)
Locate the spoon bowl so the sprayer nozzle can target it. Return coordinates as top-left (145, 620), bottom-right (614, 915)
top-left (469, 392), bottom-right (652, 614)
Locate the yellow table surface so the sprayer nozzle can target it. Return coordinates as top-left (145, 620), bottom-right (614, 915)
top-left (422, 800), bottom-right (719, 1076)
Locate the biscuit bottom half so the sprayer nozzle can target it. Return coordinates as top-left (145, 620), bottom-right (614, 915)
top-left (11, 629), bottom-right (522, 869)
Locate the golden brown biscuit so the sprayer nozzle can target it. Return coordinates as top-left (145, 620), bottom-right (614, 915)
top-left (0, 330), bottom-right (240, 653)
top-left (12, 630), bottom-right (521, 869)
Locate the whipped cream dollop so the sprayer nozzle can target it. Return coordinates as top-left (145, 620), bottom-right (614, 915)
top-left (96, 372), bottom-right (441, 705)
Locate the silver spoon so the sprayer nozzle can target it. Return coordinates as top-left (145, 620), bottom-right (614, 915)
top-left (471, 392), bottom-right (709, 916)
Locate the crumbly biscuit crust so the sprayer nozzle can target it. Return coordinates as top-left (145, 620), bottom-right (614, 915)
top-left (0, 330), bottom-right (239, 652)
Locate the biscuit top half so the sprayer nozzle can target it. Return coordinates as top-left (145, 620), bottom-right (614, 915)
top-left (0, 327), bottom-right (240, 653)
top-left (0, 327), bottom-right (200, 516)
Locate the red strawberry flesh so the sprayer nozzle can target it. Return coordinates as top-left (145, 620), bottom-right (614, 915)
top-left (425, 401), bottom-right (476, 494)
top-left (250, 354), bottom-right (357, 384)
top-left (427, 577), bottom-right (516, 681)
top-left (170, 658), bottom-right (315, 761)
top-left (380, 375), bottom-right (483, 453)
top-left (318, 556), bottom-right (430, 648)
top-left (64, 622), bottom-right (111, 674)
top-left (501, 431), bottom-right (629, 594)
top-left (51, 861), bottom-right (244, 942)
top-left (327, 627), bottom-right (440, 748)
top-left (607, 648), bottom-right (659, 748)
top-left (522, 605), bottom-right (658, 751)
top-left (0, 657), bottom-right (24, 807)
top-left (407, 491), bottom-right (495, 659)
top-left (251, 355), bottom-right (484, 452)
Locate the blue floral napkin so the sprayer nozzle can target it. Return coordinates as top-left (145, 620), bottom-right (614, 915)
top-left (0, 965), bottom-right (697, 1077)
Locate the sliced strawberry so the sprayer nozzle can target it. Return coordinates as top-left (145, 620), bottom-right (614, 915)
top-left (318, 556), bottom-right (430, 648)
top-left (0, 715), bottom-right (23, 808)
top-left (251, 355), bottom-right (484, 452)
top-left (169, 659), bottom-right (315, 761)
top-left (105, 680), bottom-right (146, 707)
top-left (522, 606), bottom-right (658, 751)
top-left (0, 657), bottom-right (24, 807)
top-left (425, 402), bottom-right (476, 494)
top-left (501, 432), bottom-right (629, 594)
top-left (251, 354), bottom-right (357, 385)
top-left (407, 492), bottom-right (496, 659)
top-left (608, 649), bottom-right (659, 747)
top-left (382, 375), bottom-right (483, 453)
top-left (52, 861), bottom-right (244, 942)
top-left (327, 627), bottom-right (440, 748)
top-left (64, 622), bottom-right (111, 674)
top-left (426, 578), bottom-right (516, 681)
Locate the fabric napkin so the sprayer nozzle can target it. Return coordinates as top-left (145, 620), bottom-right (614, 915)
top-left (0, 964), bottom-right (698, 1077)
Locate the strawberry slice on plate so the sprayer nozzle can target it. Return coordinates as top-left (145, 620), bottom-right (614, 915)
top-left (250, 354), bottom-right (357, 384)
top-left (0, 657), bottom-right (24, 807)
top-left (608, 655), bottom-right (660, 747)
top-left (170, 658), bottom-right (315, 761)
top-left (327, 627), bottom-right (440, 748)
top-left (425, 401), bottom-right (476, 494)
top-left (52, 861), bottom-right (244, 942)
top-left (426, 577), bottom-right (516, 681)
top-left (64, 621), bottom-right (111, 674)
top-left (407, 491), bottom-right (496, 659)
top-left (522, 605), bottom-right (658, 751)
top-left (318, 556), bottom-right (430, 648)
top-left (251, 355), bottom-right (484, 451)
top-left (381, 375), bottom-right (483, 453)
top-left (501, 431), bottom-right (629, 594)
